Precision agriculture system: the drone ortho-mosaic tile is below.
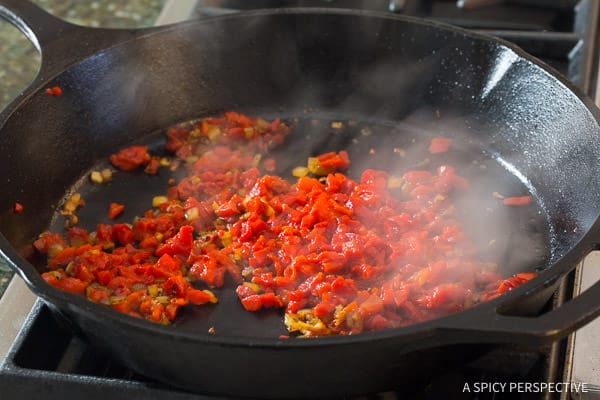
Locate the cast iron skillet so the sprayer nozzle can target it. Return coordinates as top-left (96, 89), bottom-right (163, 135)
top-left (2, 1), bottom-right (600, 398)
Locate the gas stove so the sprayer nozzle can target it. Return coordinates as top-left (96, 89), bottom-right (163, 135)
top-left (0, 1), bottom-right (599, 399)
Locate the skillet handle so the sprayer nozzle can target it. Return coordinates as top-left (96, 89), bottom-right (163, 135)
top-left (0, 0), bottom-right (156, 81)
top-left (439, 276), bottom-right (600, 347)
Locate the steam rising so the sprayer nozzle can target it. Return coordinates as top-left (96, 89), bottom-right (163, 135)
top-left (279, 109), bottom-right (550, 278)
top-left (96, 11), bottom-right (554, 280)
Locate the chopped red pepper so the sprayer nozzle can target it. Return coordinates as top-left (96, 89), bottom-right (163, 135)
top-left (67, 226), bottom-right (89, 246)
top-left (262, 158), bottom-right (277, 172)
top-left (155, 225), bottom-right (193, 257)
top-left (112, 224), bottom-right (134, 245)
top-left (428, 137), bottom-right (452, 154)
top-left (34, 113), bottom-right (535, 334)
top-left (109, 145), bottom-right (150, 171)
top-left (316, 150), bottom-right (350, 170)
top-left (44, 86), bottom-right (62, 97)
top-left (503, 195), bottom-right (533, 206)
top-left (496, 272), bottom-right (537, 294)
top-left (108, 202), bottom-right (125, 219)
top-left (42, 270), bottom-right (86, 294)
top-left (144, 158), bottom-right (160, 174)
top-left (187, 288), bottom-right (217, 305)
top-left (12, 202), bottom-right (24, 214)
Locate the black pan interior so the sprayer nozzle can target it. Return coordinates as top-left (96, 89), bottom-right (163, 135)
top-left (0, 10), bottom-right (599, 337)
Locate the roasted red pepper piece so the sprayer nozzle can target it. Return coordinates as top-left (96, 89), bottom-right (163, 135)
top-left (42, 271), bottom-right (86, 294)
top-left (497, 272), bottom-right (537, 294)
top-left (428, 137), bottom-right (452, 154)
top-left (316, 150), bottom-right (350, 170)
top-left (144, 158), bottom-right (160, 174)
top-left (109, 145), bottom-right (150, 171)
top-left (503, 195), bottom-right (533, 206)
top-left (112, 224), bottom-right (134, 245)
top-left (108, 202), bottom-right (125, 219)
top-left (45, 86), bottom-right (62, 96)
top-left (12, 202), bottom-right (24, 214)
top-left (155, 225), bottom-right (194, 257)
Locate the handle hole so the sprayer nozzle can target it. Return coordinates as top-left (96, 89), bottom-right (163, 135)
top-left (496, 276), bottom-right (567, 318)
top-left (31, 0), bottom-right (166, 29)
top-left (0, 19), bottom-right (41, 110)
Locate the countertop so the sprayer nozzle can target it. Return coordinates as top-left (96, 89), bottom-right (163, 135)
top-left (0, 0), bottom-right (166, 297)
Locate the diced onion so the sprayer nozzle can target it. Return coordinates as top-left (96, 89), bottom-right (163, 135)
top-left (207, 126), bottom-right (221, 140)
top-left (242, 282), bottom-right (261, 292)
top-left (185, 207), bottom-right (200, 221)
top-left (244, 127), bottom-right (255, 138)
top-left (307, 157), bottom-right (320, 174)
top-left (203, 290), bottom-right (218, 303)
top-left (101, 168), bottom-right (113, 181)
top-left (90, 171), bottom-right (103, 184)
top-left (386, 176), bottom-right (403, 189)
top-left (152, 196), bottom-right (168, 207)
top-left (292, 166), bottom-right (309, 178)
top-left (148, 285), bottom-right (160, 297)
